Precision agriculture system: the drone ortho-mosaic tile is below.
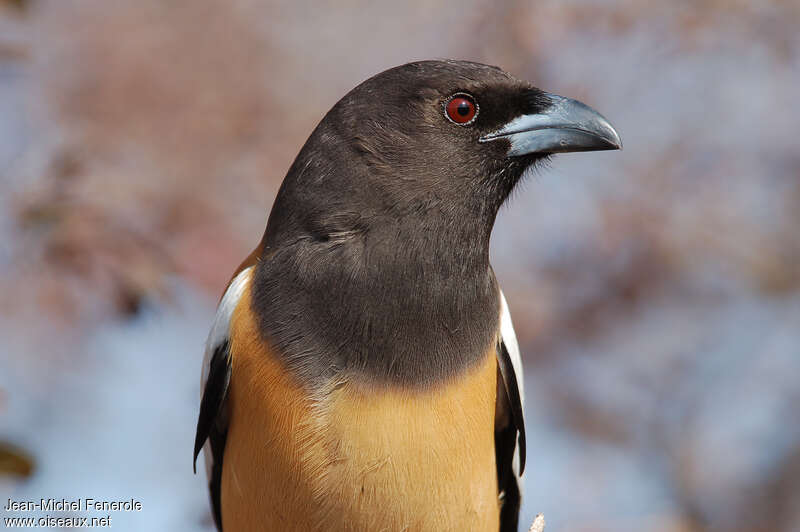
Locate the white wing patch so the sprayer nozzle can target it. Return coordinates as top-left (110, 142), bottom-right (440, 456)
top-left (201, 266), bottom-right (253, 388)
top-left (500, 289), bottom-right (525, 480)
top-left (499, 290), bottom-right (524, 406)
top-left (200, 266), bottom-right (252, 482)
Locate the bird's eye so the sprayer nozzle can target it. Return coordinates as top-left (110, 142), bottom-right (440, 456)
top-left (444, 94), bottom-right (478, 125)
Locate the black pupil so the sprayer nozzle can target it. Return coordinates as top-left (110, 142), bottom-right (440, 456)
top-left (456, 101), bottom-right (471, 116)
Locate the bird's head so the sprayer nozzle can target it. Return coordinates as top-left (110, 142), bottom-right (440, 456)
top-left (254, 61), bottom-right (621, 384)
top-left (266, 60), bottom-right (620, 254)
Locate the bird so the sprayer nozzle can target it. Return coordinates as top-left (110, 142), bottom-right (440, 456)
top-left (193, 59), bottom-right (620, 532)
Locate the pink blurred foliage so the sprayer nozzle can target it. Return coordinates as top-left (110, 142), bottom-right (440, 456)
top-left (1, 0), bottom-right (799, 530)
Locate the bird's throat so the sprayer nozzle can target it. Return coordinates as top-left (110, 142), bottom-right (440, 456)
top-left (251, 222), bottom-right (500, 389)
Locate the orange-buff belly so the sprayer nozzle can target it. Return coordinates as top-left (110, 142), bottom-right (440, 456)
top-left (221, 289), bottom-right (500, 531)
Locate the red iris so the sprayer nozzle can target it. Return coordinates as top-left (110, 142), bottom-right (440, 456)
top-left (445, 95), bottom-right (477, 124)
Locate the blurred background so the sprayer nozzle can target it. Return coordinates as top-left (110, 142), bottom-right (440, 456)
top-left (1, 1), bottom-right (799, 530)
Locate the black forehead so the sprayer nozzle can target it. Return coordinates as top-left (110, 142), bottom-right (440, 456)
top-left (354, 60), bottom-right (529, 99)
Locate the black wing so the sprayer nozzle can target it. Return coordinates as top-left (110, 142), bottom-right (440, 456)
top-left (193, 341), bottom-right (231, 531)
top-left (193, 266), bottom-right (253, 532)
top-left (496, 292), bottom-right (526, 532)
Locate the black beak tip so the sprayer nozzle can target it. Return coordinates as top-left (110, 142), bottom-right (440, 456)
top-left (600, 131), bottom-right (622, 151)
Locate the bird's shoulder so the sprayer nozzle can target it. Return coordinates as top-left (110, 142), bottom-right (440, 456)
top-left (496, 290), bottom-right (526, 532)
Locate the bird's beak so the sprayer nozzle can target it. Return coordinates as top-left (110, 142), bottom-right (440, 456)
top-left (479, 93), bottom-right (621, 156)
